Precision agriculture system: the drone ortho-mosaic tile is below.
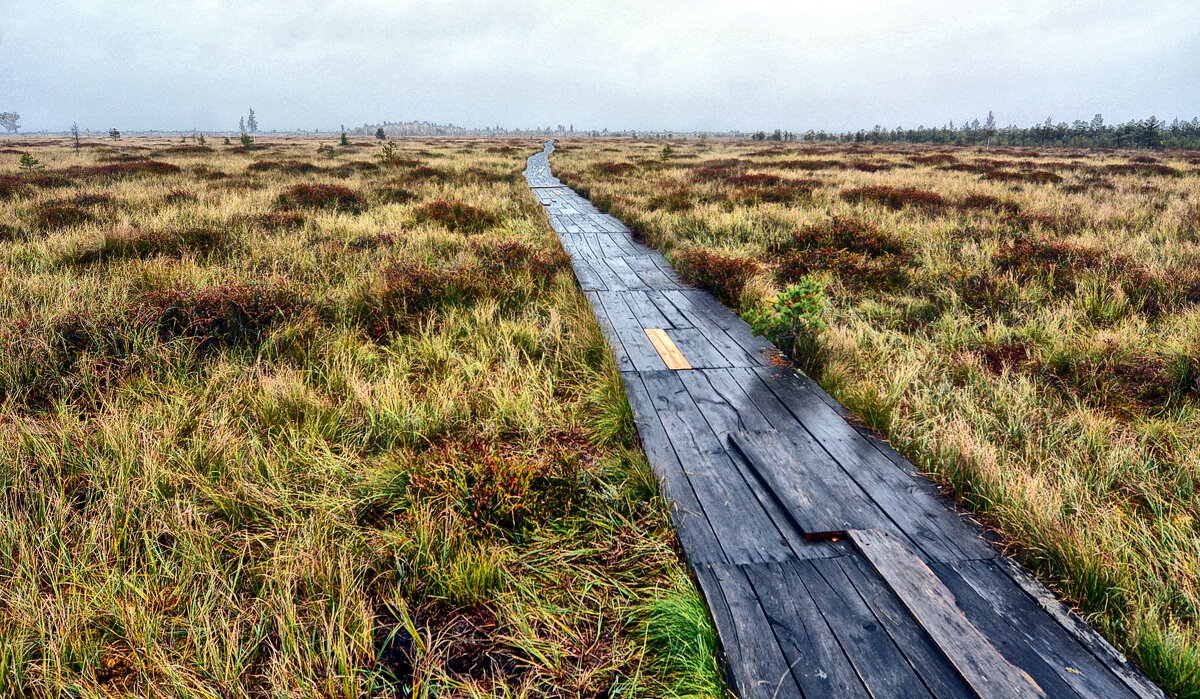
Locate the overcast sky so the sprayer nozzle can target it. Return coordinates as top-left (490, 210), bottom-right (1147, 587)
top-left (2, 0), bottom-right (1198, 133)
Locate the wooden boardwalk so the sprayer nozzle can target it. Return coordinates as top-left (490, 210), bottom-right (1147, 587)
top-left (524, 142), bottom-right (1164, 698)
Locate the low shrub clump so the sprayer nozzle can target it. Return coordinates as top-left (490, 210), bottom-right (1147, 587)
top-left (136, 283), bottom-right (301, 351)
top-left (591, 161), bottom-right (637, 176)
top-left (734, 179), bottom-right (820, 204)
top-left (674, 248), bottom-right (758, 307)
top-left (73, 225), bottom-right (231, 264)
top-left (724, 173), bottom-right (782, 187)
top-left (993, 236), bottom-right (1116, 289)
top-left (67, 160), bottom-right (182, 180)
top-left (770, 215), bottom-right (912, 289)
top-left (163, 188), bottom-right (198, 204)
top-left (360, 260), bottom-right (483, 339)
top-left (410, 199), bottom-right (498, 233)
top-left (470, 238), bottom-right (572, 279)
top-left (276, 183), bottom-right (366, 213)
top-left (32, 203), bottom-right (93, 230)
top-left (841, 185), bottom-right (946, 211)
top-left (982, 169), bottom-right (1064, 184)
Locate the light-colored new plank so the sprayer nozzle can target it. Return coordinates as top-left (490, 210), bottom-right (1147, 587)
top-left (645, 328), bottom-right (691, 370)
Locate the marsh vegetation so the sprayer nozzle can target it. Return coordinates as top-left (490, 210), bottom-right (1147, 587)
top-left (0, 136), bottom-right (722, 697)
top-left (554, 139), bottom-right (1200, 696)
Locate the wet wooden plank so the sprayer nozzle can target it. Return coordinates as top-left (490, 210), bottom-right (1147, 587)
top-left (581, 291), bottom-right (632, 372)
top-left (849, 529), bottom-right (1047, 698)
top-left (952, 559), bottom-right (1148, 698)
top-left (832, 555), bottom-right (977, 697)
top-left (604, 256), bottom-right (648, 290)
top-left (678, 369), bottom-right (774, 436)
top-left (641, 370), bottom-right (796, 564)
top-left (620, 291), bottom-right (674, 329)
top-left (759, 366), bottom-right (995, 563)
top-left (664, 327), bottom-right (731, 369)
top-left (797, 555), bottom-right (936, 697)
top-left (743, 561), bottom-right (871, 697)
top-left (619, 372), bottom-right (727, 565)
top-left (989, 556), bottom-right (1166, 699)
top-left (730, 430), bottom-right (889, 538)
top-left (595, 291), bottom-right (666, 371)
top-left (695, 564), bottom-right (804, 699)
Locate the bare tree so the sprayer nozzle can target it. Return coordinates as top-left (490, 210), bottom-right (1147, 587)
top-left (70, 122), bottom-right (81, 153)
top-left (0, 112), bottom-right (19, 133)
top-left (247, 108), bottom-right (258, 133)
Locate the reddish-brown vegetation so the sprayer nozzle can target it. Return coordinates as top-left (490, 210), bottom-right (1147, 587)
top-left (275, 183), bottom-right (366, 213)
top-left (32, 204), bottom-right (93, 230)
top-left (410, 199), bottom-right (498, 233)
top-left (674, 248), bottom-right (758, 306)
top-left (770, 215), bottom-right (913, 289)
top-left (841, 185), bottom-right (947, 211)
top-left (982, 170), bottom-right (1064, 184)
top-left (136, 283), bottom-right (301, 351)
top-left (591, 161), bottom-right (637, 176)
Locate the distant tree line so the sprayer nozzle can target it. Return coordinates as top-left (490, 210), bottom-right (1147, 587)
top-left (799, 114), bottom-right (1200, 150)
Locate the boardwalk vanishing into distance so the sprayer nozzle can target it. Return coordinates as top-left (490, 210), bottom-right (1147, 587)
top-left (524, 141), bottom-right (1165, 699)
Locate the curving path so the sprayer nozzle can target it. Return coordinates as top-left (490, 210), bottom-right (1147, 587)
top-left (524, 142), bottom-right (1163, 698)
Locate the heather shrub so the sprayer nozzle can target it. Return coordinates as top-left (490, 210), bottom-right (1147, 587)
top-left (136, 283), bottom-right (301, 351)
top-left (360, 260), bottom-right (483, 339)
top-left (591, 161), bottom-right (637, 176)
top-left (411, 199), bottom-right (498, 233)
top-left (841, 185), bottom-right (946, 211)
top-left (276, 183), bottom-right (366, 213)
top-left (674, 248), bottom-right (758, 307)
top-left (770, 216), bottom-right (912, 289)
top-left (982, 170), bottom-right (1063, 184)
top-left (32, 204), bottom-right (93, 230)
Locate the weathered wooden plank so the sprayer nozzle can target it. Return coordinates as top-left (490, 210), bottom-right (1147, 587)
top-left (929, 561), bottom-right (1084, 698)
top-left (625, 255), bottom-right (684, 289)
top-left (595, 291), bottom-right (666, 371)
top-left (952, 559), bottom-right (1148, 698)
top-left (581, 291), bottom-right (632, 373)
top-left (620, 291), bottom-right (674, 330)
top-left (848, 528), bottom-right (1046, 698)
top-left (743, 561), bottom-right (871, 697)
top-left (663, 327), bottom-right (731, 369)
top-left (568, 256), bottom-right (604, 291)
top-left (646, 290), bottom-right (692, 328)
top-left (695, 564), bottom-right (804, 699)
top-left (678, 289), bottom-right (777, 361)
top-left (831, 555), bottom-right (977, 697)
top-left (730, 430), bottom-right (890, 538)
top-left (759, 366), bottom-right (994, 563)
top-left (677, 369), bottom-right (774, 436)
top-left (661, 290), bottom-right (768, 367)
top-left (644, 328), bottom-right (691, 370)
top-left (618, 372), bottom-right (727, 565)
top-left (797, 556), bottom-right (936, 697)
top-left (604, 256), bottom-right (648, 290)
top-left (641, 370), bottom-right (796, 564)
top-left (989, 556), bottom-right (1166, 699)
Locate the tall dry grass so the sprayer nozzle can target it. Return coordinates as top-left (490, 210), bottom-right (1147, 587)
top-left (0, 135), bottom-right (724, 697)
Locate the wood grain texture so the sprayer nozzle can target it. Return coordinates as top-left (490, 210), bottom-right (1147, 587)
top-left (644, 328), bottom-right (691, 370)
top-left (849, 528), bottom-right (1046, 698)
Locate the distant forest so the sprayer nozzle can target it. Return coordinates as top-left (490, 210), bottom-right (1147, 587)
top-left (754, 114), bottom-right (1200, 150)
